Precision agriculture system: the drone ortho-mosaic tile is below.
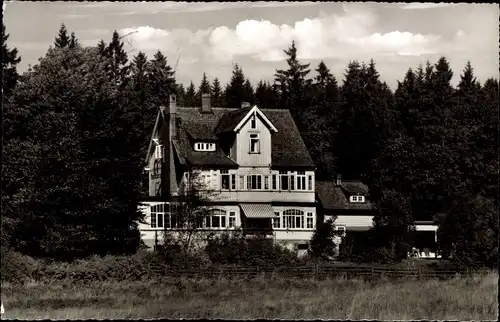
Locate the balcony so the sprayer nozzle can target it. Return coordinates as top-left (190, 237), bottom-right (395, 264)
top-left (211, 190), bottom-right (315, 203)
top-left (243, 228), bottom-right (275, 239)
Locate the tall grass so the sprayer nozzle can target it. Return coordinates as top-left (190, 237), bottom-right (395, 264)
top-left (1, 271), bottom-right (497, 320)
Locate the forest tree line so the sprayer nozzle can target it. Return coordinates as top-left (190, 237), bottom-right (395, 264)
top-left (2, 24), bottom-right (498, 267)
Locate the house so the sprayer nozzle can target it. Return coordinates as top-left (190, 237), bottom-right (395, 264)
top-left (138, 94), bottom-right (317, 251)
top-left (315, 175), bottom-right (439, 258)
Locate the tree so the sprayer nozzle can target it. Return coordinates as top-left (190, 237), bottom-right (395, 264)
top-left (274, 40), bottom-right (311, 117)
top-left (225, 63), bottom-right (247, 108)
top-left (185, 81), bottom-right (196, 106)
top-left (211, 77), bottom-right (222, 106)
top-left (1, 23), bottom-right (21, 96)
top-left (196, 72), bottom-right (211, 106)
top-left (147, 50), bottom-right (176, 106)
top-left (69, 32), bottom-right (79, 49)
top-left (161, 169), bottom-right (219, 253)
top-left (255, 80), bottom-right (279, 109)
top-left (54, 23), bottom-right (70, 48)
top-left (310, 219), bottom-right (337, 260)
top-left (176, 83), bottom-right (186, 106)
top-left (243, 78), bottom-right (254, 104)
top-left (6, 46), bottom-right (144, 260)
top-left (105, 30), bottom-right (129, 86)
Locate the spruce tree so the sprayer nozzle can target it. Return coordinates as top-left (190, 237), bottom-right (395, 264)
top-left (243, 78), bottom-right (254, 104)
top-left (54, 23), bottom-right (70, 48)
top-left (185, 81), bottom-right (196, 106)
top-left (1, 23), bottom-right (21, 96)
top-left (147, 50), bottom-right (176, 105)
top-left (107, 30), bottom-right (129, 86)
top-left (196, 72), bottom-right (211, 106)
top-left (226, 63), bottom-right (247, 108)
top-left (211, 77), bottom-right (222, 106)
top-left (69, 32), bottom-right (79, 49)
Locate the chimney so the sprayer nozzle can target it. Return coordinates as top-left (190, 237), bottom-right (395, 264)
top-left (241, 102), bottom-right (251, 109)
top-left (201, 93), bottom-right (211, 113)
top-left (169, 94), bottom-right (177, 139)
top-left (336, 173), bottom-right (342, 186)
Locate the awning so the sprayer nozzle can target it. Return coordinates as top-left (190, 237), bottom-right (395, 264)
top-left (240, 203), bottom-right (276, 219)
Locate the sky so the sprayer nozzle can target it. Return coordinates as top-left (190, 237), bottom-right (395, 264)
top-left (3, 1), bottom-right (499, 90)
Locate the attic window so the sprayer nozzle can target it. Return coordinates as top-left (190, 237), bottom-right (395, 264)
top-left (349, 195), bottom-right (365, 203)
top-left (154, 145), bottom-right (163, 159)
top-left (194, 142), bottom-right (216, 152)
top-left (250, 114), bottom-right (257, 129)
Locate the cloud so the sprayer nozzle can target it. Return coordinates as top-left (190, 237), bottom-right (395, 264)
top-left (120, 5), bottom-right (442, 64)
top-left (400, 3), bottom-right (458, 10)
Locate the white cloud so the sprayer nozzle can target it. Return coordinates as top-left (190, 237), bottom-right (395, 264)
top-left (400, 3), bottom-right (458, 10)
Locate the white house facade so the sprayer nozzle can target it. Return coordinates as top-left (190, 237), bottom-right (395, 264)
top-left (138, 94), bottom-right (317, 251)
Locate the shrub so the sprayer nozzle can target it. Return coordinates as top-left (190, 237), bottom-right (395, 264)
top-left (0, 246), bottom-right (41, 283)
top-left (205, 230), bottom-right (297, 267)
top-left (310, 218), bottom-right (337, 260)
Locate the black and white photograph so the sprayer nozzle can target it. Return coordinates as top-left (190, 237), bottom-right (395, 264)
top-left (1, 1), bottom-right (498, 320)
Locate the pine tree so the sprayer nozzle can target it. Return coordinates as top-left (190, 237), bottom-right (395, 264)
top-left (97, 39), bottom-right (107, 56)
top-left (225, 63), bottom-right (247, 109)
top-left (1, 23), bottom-right (21, 96)
top-left (243, 78), bottom-right (254, 104)
top-left (54, 23), bottom-right (70, 48)
top-left (211, 77), bottom-right (222, 107)
top-left (196, 72), bottom-right (211, 106)
top-left (147, 50), bottom-right (176, 105)
top-left (176, 83), bottom-right (186, 106)
top-left (106, 30), bottom-right (129, 86)
top-left (69, 32), bottom-right (79, 49)
top-left (185, 81), bottom-right (196, 106)
top-left (274, 40), bottom-right (311, 117)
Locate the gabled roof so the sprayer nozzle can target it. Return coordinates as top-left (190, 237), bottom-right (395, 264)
top-left (316, 181), bottom-right (373, 211)
top-left (145, 109), bottom-right (165, 163)
top-left (341, 181), bottom-right (369, 195)
top-left (172, 107), bottom-right (314, 169)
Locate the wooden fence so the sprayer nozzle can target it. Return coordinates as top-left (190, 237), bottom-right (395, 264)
top-left (148, 265), bottom-right (491, 280)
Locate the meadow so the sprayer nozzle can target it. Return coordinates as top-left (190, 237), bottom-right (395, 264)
top-left (1, 271), bottom-right (497, 320)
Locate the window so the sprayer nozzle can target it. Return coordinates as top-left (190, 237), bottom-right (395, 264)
top-left (150, 203), bottom-right (182, 229)
top-left (239, 175), bottom-right (245, 190)
top-left (283, 209), bottom-right (305, 229)
top-left (350, 195), bottom-right (365, 203)
top-left (280, 171), bottom-right (289, 191)
top-left (264, 176), bottom-right (269, 190)
top-left (307, 212), bottom-right (314, 229)
top-left (247, 174), bottom-right (262, 190)
top-left (249, 134), bottom-right (260, 153)
top-left (273, 212), bottom-right (280, 228)
top-left (290, 171), bottom-right (295, 190)
top-left (221, 170), bottom-right (230, 190)
top-left (296, 171), bottom-right (307, 190)
top-left (272, 174), bottom-right (277, 190)
top-left (308, 175), bottom-right (312, 191)
top-left (194, 142), bottom-right (216, 151)
top-left (231, 174), bottom-right (236, 190)
top-left (250, 115), bottom-right (257, 129)
top-left (154, 144), bottom-right (163, 159)
top-left (205, 209), bottom-right (227, 229)
top-left (229, 211), bottom-right (236, 228)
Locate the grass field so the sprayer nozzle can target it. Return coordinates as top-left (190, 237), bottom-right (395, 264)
top-left (1, 271), bottom-right (497, 320)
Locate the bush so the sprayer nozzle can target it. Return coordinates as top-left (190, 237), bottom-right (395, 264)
top-left (310, 219), bottom-right (337, 260)
top-left (1, 246), bottom-right (41, 283)
top-left (205, 229), bottom-right (297, 267)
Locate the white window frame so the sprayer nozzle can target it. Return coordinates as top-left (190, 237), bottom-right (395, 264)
top-left (247, 174), bottom-right (262, 190)
top-left (205, 209), bottom-right (227, 229)
top-left (279, 170), bottom-right (289, 191)
top-left (249, 133), bottom-right (260, 153)
top-left (349, 195), bottom-right (365, 203)
top-left (250, 114), bottom-right (257, 129)
top-left (296, 171), bottom-right (307, 191)
top-left (194, 142), bottom-right (216, 152)
top-left (308, 175), bottom-right (313, 191)
top-left (154, 144), bottom-right (163, 159)
top-left (306, 212), bottom-right (314, 229)
top-left (264, 175), bottom-right (269, 190)
top-left (273, 212), bottom-right (280, 229)
top-left (239, 175), bottom-right (245, 190)
top-left (283, 209), bottom-right (305, 229)
top-left (220, 169), bottom-right (230, 190)
top-left (229, 211), bottom-right (236, 228)
top-left (272, 174), bottom-right (277, 190)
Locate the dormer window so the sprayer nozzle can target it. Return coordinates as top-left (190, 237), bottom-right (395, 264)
top-left (349, 195), bottom-right (365, 203)
top-left (194, 142), bottom-right (216, 152)
top-left (250, 114), bottom-right (257, 129)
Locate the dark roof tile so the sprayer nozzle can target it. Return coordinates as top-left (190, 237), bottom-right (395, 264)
top-left (316, 181), bottom-right (373, 210)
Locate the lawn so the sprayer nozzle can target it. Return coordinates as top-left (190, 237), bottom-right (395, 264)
top-left (1, 272), bottom-right (497, 320)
